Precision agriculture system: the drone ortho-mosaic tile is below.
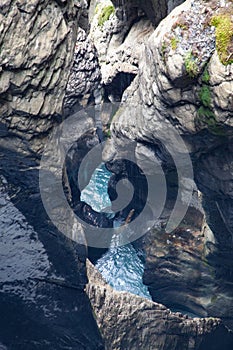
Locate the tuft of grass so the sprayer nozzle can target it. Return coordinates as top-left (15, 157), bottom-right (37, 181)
top-left (197, 107), bottom-right (225, 136)
top-left (197, 106), bottom-right (216, 130)
top-left (197, 106), bottom-right (215, 120)
top-left (98, 5), bottom-right (115, 27)
top-left (197, 84), bottom-right (215, 133)
top-left (199, 85), bottom-right (211, 107)
top-left (178, 23), bottom-right (188, 30)
top-left (211, 295), bottom-right (218, 303)
top-left (170, 37), bottom-right (179, 50)
top-left (210, 14), bottom-right (233, 65)
top-left (175, 22), bottom-right (188, 30)
top-left (184, 52), bottom-right (198, 78)
top-left (104, 128), bottom-right (111, 139)
top-left (173, 19), bottom-right (189, 31)
top-left (161, 41), bottom-right (168, 62)
top-left (95, 4), bottom-right (100, 15)
top-left (202, 66), bottom-right (210, 83)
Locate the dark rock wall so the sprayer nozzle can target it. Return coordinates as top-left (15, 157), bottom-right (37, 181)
top-left (112, 0), bottom-right (184, 26)
top-left (0, 1), bottom-right (104, 348)
top-left (64, 27), bottom-right (102, 114)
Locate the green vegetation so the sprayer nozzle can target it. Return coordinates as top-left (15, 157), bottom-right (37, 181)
top-left (98, 5), bottom-right (115, 27)
top-left (210, 14), bottom-right (233, 65)
top-left (178, 23), bottom-right (188, 30)
top-left (211, 295), bottom-right (218, 303)
top-left (184, 52), bottom-right (198, 78)
top-left (202, 66), bottom-right (210, 84)
top-left (175, 22), bottom-right (188, 30)
top-left (197, 107), bottom-right (225, 136)
top-left (103, 124), bottom-right (111, 139)
top-left (104, 129), bottom-right (111, 139)
top-left (197, 82), bottom-right (215, 129)
top-left (95, 4), bottom-right (100, 15)
top-left (197, 106), bottom-right (215, 120)
top-left (172, 18), bottom-right (189, 31)
top-left (199, 85), bottom-right (211, 107)
top-left (196, 71), bottom-right (225, 135)
top-left (170, 37), bottom-right (179, 50)
top-left (161, 41), bottom-right (167, 62)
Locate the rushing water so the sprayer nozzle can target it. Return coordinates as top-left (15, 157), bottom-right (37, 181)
top-left (81, 164), bottom-right (152, 300)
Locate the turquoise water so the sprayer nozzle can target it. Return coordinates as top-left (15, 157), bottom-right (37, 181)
top-left (81, 163), bottom-right (112, 213)
top-left (81, 164), bottom-right (152, 300)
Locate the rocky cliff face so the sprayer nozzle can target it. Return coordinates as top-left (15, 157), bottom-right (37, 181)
top-left (110, 0), bottom-right (233, 137)
top-left (0, 0), bottom-right (83, 154)
top-left (0, 175), bottom-right (104, 349)
top-left (1, 0), bottom-right (233, 349)
top-left (136, 0), bottom-right (233, 133)
top-left (87, 0), bottom-right (184, 102)
top-left (0, 1), bottom-right (104, 348)
top-left (86, 260), bottom-right (233, 350)
top-left (104, 0), bottom-right (233, 330)
top-left (111, 0), bottom-right (184, 27)
top-left (64, 27), bottom-right (102, 114)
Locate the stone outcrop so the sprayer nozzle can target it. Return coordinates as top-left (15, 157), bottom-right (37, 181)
top-left (111, 0), bottom-right (184, 27)
top-left (77, 0), bottom-right (184, 105)
top-left (105, 0), bottom-right (233, 329)
top-left (86, 260), bottom-right (233, 350)
top-left (0, 0), bottom-right (83, 154)
top-left (64, 27), bottom-right (102, 114)
top-left (110, 0), bottom-right (233, 137)
top-left (89, 0), bottom-right (183, 102)
top-left (141, 201), bottom-right (220, 317)
top-left (89, 0), bottom-right (151, 101)
top-left (137, 0), bottom-right (233, 134)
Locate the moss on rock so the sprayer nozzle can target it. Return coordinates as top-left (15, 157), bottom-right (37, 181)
top-left (199, 85), bottom-right (211, 108)
top-left (170, 36), bottom-right (179, 50)
top-left (98, 5), bottom-right (115, 27)
top-left (195, 71), bottom-right (226, 135)
top-left (211, 14), bottom-right (233, 65)
top-left (184, 52), bottom-right (198, 78)
top-left (202, 66), bottom-right (210, 84)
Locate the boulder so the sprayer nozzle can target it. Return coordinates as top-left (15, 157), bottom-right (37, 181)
top-left (86, 260), bottom-right (233, 350)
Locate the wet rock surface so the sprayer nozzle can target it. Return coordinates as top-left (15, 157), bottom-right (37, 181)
top-left (0, 1), bottom-right (104, 348)
top-left (0, 174), bottom-right (104, 349)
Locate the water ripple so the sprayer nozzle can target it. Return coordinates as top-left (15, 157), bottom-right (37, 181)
top-left (81, 164), bottom-right (152, 300)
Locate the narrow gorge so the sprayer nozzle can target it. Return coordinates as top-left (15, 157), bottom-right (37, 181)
top-left (0, 0), bottom-right (233, 349)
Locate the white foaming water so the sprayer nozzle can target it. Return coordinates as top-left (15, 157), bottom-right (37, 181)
top-left (81, 164), bottom-right (152, 300)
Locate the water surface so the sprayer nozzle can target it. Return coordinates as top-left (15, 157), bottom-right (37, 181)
top-left (81, 164), bottom-right (152, 300)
